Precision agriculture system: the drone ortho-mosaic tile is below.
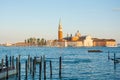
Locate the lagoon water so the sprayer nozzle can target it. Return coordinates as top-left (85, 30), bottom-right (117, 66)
top-left (0, 46), bottom-right (120, 80)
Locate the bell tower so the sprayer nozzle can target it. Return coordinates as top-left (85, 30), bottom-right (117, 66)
top-left (58, 19), bottom-right (63, 41)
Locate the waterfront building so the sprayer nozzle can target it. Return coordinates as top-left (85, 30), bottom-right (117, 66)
top-left (105, 39), bottom-right (116, 47)
top-left (93, 38), bottom-right (116, 47)
top-left (81, 35), bottom-right (93, 47)
top-left (46, 40), bottom-right (59, 47)
top-left (46, 40), bottom-right (54, 47)
top-left (67, 41), bottom-right (83, 47)
top-left (93, 38), bottom-right (106, 46)
top-left (55, 19), bottom-right (93, 47)
top-left (47, 19), bottom-right (116, 47)
top-left (12, 42), bottom-right (29, 46)
top-left (3, 43), bottom-right (12, 46)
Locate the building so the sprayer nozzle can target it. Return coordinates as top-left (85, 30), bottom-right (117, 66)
top-left (81, 36), bottom-right (93, 47)
top-left (12, 42), bottom-right (29, 46)
top-left (93, 39), bottom-right (106, 46)
top-left (56, 19), bottom-right (93, 47)
top-left (47, 19), bottom-right (116, 47)
top-left (58, 19), bottom-right (63, 42)
top-left (105, 39), bottom-right (116, 47)
top-left (93, 38), bottom-right (116, 47)
top-left (3, 43), bottom-right (12, 46)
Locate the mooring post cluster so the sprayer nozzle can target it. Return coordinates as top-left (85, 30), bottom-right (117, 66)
top-left (0, 54), bottom-right (62, 80)
top-left (107, 51), bottom-right (120, 70)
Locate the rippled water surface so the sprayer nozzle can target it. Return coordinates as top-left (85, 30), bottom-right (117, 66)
top-left (0, 46), bottom-right (120, 80)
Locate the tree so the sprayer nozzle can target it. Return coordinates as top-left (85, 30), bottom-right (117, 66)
top-left (32, 37), bottom-right (36, 45)
top-left (37, 38), bottom-right (41, 45)
top-left (44, 40), bottom-right (47, 45)
top-left (25, 37), bottom-right (47, 46)
top-left (27, 39), bottom-right (30, 44)
top-left (29, 37), bottom-right (33, 44)
top-left (25, 39), bottom-right (27, 43)
top-left (41, 38), bottom-right (44, 46)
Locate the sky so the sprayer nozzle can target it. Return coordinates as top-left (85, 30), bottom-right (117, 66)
top-left (0, 0), bottom-right (120, 43)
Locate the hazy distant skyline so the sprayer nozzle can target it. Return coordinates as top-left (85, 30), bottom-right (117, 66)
top-left (0, 0), bottom-right (120, 43)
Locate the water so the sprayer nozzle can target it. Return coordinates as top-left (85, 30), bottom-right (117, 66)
top-left (0, 46), bottom-right (120, 80)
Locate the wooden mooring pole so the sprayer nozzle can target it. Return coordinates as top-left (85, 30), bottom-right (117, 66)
top-left (34, 57), bottom-right (36, 73)
top-left (59, 56), bottom-right (62, 79)
top-left (39, 59), bottom-right (42, 80)
top-left (114, 53), bottom-right (116, 70)
top-left (41, 56), bottom-right (42, 71)
top-left (18, 55), bottom-right (21, 80)
top-left (25, 60), bottom-right (28, 79)
top-left (32, 59), bottom-right (35, 78)
top-left (108, 51), bottom-right (110, 60)
top-left (44, 60), bottom-right (46, 80)
top-left (16, 57), bottom-right (18, 76)
top-left (28, 55), bottom-right (30, 69)
top-left (1, 59), bottom-right (4, 70)
top-left (12, 56), bottom-right (14, 68)
top-left (5, 55), bottom-right (8, 79)
top-left (5, 55), bottom-right (8, 68)
top-left (50, 60), bottom-right (52, 79)
top-left (6, 60), bottom-right (8, 79)
top-left (30, 57), bottom-right (32, 74)
top-left (18, 61), bottom-right (21, 80)
top-left (10, 56), bottom-right (11, 68)
top-left (114, 53), bottom-right (116, 64)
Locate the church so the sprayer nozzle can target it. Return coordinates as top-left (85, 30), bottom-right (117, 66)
top-left (47, 19), bottom-right (116, 47)
top-left (57, 19), bottom-right (94, 47)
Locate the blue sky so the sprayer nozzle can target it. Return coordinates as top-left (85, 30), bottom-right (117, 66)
top-left (0, 0), bottom-right (120, 43)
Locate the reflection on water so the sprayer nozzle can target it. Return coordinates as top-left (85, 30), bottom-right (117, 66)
top-left (0, 46), bottom-right (120, 80)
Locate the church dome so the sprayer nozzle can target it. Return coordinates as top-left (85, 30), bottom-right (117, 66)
top-left (75, 30), bottom-right (81, 37)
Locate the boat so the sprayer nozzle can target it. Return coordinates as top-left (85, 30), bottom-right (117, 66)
top-left (88, 50), bottom-right (102, 53)
top-left (111, 58), bottom-right (120, 63)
